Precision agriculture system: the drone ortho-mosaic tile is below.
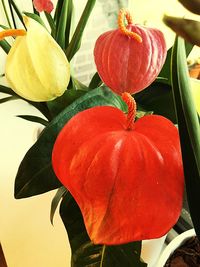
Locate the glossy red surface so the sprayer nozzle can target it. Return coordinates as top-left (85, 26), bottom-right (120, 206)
top-left (52, 106), bottom-right (184, 245)
top-left (94, 24), bottom-right (167, 95)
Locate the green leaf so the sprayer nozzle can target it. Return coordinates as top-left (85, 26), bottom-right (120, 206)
top-left (0, 39), bottom-right (11, 53)
top-left (60, 193), bottom-right (147, 267)
top-left (14, 87), bottom-right (126, 199)
top-left (1, 0), bottom-right (12, 28)
top-left (100, 243), bottom-right (147, 267)
top-left (0, 84), bottom-right (52, 120)
top-left (171, 36), bottom-right (200, 239)
top-left (54, 0), bottom-right (64, 24)
top-left (134, 82), bottom-right (177, 123)
top-left (50, 186), bottom-right (67, 224)
top-left (158, 47), bottom-right (172, 84)
top-left (47, 89), bottom-right (87, 117)
top-left (159, 41), bottom-right (193, 85)
top-left (8, 0), bottom-right (16, 28)
top-left (23, 12), bottom-right (47, 28)
top-left (17, 115), bottom-right (48, 126)
top-left (0, 95), bottom-right (17, 104)
top-left (64, 0), bottom-right (73, 48)
top-left (9, 0), bottom-right (25, 28)
top-left (71, 77), bottom-right (88, 91)
top-left (66, 0), bottom-right (96, 61)
top-left (32, 2), bottom-right (40, 16)
top-left (0, 84), bottom-right (15, 95)
top-left (0, 24), bottom-right (10, 30)
top-left (44, 12), bottom-right (56, 37)
top-left (55, 0), bottom-right (70, 49)
top-left (27, 102), bottom-right (52, 121)
top-left (89, 72), bottom-right (103, 89)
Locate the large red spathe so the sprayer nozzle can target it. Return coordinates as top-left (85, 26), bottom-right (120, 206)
top-left (52, 95), bottom-right (184, 245)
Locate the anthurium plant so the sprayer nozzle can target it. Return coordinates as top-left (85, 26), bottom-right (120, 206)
top-left (0, 0), bottom-right (199, 266)
top-left (163, 0), bottom-right (200, 248)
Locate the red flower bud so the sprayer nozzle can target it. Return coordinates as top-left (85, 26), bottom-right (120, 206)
top-left (94, 9), bottom-right (167, 95)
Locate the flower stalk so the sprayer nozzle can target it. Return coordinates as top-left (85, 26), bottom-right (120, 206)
top-left (121, 92), bottom-right (136, 130)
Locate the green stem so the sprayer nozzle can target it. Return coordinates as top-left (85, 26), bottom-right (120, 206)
top-left (8, 0), bottom-right (16, 28)
top-left (1, 0), bottom-right (12, 28)
top-left (32, 0), bottom-right (40, 16)
top-left (100, 245), bottom-right (106, 267)
top-left (0, 39), bottom-right (11, 53)
top-left (9, 0), bottom-right (26, 28)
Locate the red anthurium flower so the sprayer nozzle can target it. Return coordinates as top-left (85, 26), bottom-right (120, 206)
top-left (94, 9), bottom-right (167, 95)
top-left (52, 93), bottom-right (184, 245)
top-left (33, 0), bottom-right (54, 13)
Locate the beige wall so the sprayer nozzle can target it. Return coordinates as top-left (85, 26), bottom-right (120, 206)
top-left (128, 0), bottom-right (200, 56)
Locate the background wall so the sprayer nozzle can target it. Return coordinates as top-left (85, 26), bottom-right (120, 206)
top-left (128, 0), bottom-right (200, 57)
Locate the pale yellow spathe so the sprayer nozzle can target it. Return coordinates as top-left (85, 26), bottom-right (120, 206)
top-left (6, 17), bottom-right (70, 102)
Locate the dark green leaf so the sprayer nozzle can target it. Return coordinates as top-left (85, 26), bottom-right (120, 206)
top-left (60, 193), bottom-right (147, 267)
top-left (0, 84), bottom-right (15, 95)
top-left (27, 101), bottom-right (52, 121)
top-left (32, 2), bottom-right (40, 16)
top-left (100, 243), bottom-right (147, 267)
top-left (89, 72), bottom-right (103, 89)
top-left (0, 39), bottom-right (11, 53)
top-left (66, 0), bottom-right (96, 61)
top-left (135, 108), bottom-right (153, 120)
top-left (55, 0), bottom-right (70, 49)
top-left (8, 0), bottom-right (17, 28)
top-left (23, 12), bottom-right (47, 28)
top-left (1, 0), bottom-right (12, 28)
top-left (17, 115), bottom-right (48, 126)
top-left (171, 36), bottom-right (200, 239)
top-left (0, 85), bottom-right (52, 120)
top-left (14, 87), bottom-right (126, 199)
top-left (134, 82), bottom-right (177, 123)
top-left (185, 41), bottom-right (194, 56)
top-left (54, 0), bottom-right (64, 24)
top-left (159, 41), bottom-right (193, 85)
top-left (50, 186), bottom-right (67, 224)
top-left (158, 47), bottom-right (172, 84)
top-left (0, 95), bottom-right (18, 104)
top-left (9, 0), bottom-right (25, 28)
top-left (47, 89), bottom-right (86, 117)
top-left (71, 77), bottom-right (88, 91)
top-left (44, 12), bottom-right (56, 37)
top-left (0, 24), bottom-right (10, 30)
top-left (65, 0), bottom-right (73, 48)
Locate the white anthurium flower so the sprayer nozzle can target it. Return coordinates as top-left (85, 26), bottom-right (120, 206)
top-left (1, 16), bottom-right (70, 102)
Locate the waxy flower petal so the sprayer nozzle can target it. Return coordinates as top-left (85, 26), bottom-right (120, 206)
top-left (33, 0), bottom-right (54, 13)
top-left (52, 105), bottom-right (184, 245)
top-left (94, 9), bottom-right (167, 95)
top-left (5, 17), bottom-right (70, 102)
